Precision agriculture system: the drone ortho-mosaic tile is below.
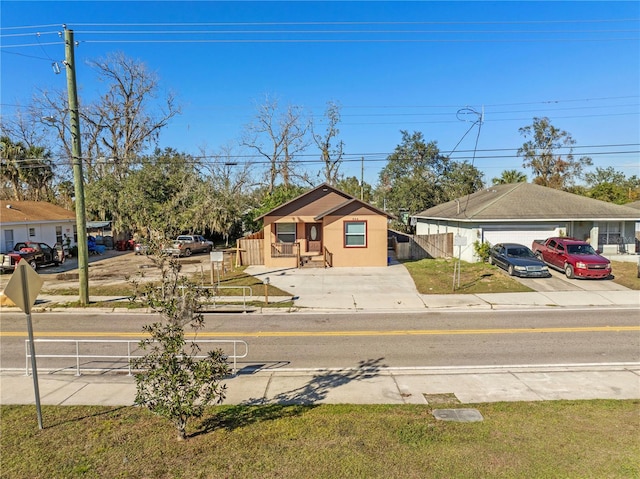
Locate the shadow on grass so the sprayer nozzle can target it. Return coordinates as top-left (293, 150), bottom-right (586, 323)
top-left (193, 357), bottom-right (387, 437)
top-left (46, 405), bottom-right (128, 429)
top-left (456, 272), bottom-right (495, 292)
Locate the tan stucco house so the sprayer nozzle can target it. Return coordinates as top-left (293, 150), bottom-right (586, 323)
top-left (257, 183), bottom-right (392, 268)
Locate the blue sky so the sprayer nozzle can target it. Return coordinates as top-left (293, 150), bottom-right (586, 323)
top-left (1, 1), bottom-right (639, 186)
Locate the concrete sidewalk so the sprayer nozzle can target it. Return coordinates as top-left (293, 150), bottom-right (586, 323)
top-left (2, 363), bottom-right (639, 407)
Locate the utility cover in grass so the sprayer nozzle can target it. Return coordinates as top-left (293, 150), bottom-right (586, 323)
top-left (432, 408), bottom-right (484, 422)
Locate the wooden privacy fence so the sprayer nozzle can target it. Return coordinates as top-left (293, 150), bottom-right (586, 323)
top-left (238, 238), bottom-right (264, 265)
top-left (392, 232), bottom-right (453, 260)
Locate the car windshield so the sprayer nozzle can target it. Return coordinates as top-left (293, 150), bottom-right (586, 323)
top-left (567, 244), bottom-right (597, 255)
top-left (506, 247), bottom-right (535, 258)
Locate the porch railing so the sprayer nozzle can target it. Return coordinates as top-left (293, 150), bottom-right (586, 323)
top-left (271, 242), bottom-right (300, 259)
top-left (323, 246), bottom-right (333, 267)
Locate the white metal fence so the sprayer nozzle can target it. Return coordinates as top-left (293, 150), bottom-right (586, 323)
top-left (25, 338), bottom-right (249, 376)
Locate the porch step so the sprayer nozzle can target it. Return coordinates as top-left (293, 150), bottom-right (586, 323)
top-left (300, 255), bottom-right (326, 268)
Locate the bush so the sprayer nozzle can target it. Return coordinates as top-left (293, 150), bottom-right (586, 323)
top-left (473, 240), bottom-right (491, 262)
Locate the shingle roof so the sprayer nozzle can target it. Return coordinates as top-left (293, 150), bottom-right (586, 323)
top-left (257, 183), bottom-right (392, 220)
top-left (412, 183), bottom-right (640, 222)
top-left (0, 200), bottom-right (76, 223)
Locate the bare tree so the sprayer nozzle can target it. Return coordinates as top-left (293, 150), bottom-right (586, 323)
top-left (242, 96), bottom-right (309, 193)
top-left (312, 101), bottom-right (344, 185)
top-left (31, 52), bottom-right (181, 184)
top-left (193, 145), bottom-right (256, 245)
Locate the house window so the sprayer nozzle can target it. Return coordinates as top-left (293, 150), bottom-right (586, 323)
top-left (56, 226), bottom-right (63, 246)
top-left (29, 228), bottom-right (36, 237)
top-left (598, 222), bottom-right (621, 245)
top-left (276, 223), bottom-right (296, 243)
top-left (345, 221), bottom-right (367, 247)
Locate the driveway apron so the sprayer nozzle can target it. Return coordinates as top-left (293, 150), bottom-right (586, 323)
top-left (245, 260), bottom-right (426, 311)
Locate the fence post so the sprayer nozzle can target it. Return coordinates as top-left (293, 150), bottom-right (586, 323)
top-left (76, 340), bottom-right (81, 376)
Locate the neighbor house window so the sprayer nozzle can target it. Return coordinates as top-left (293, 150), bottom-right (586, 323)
top-left (344, 221), bottom-right (367, 247)
top-left (29, 228), bottom-right (35, 237)
top-left (276, 223), bottom-right (296, 243)
top-left (55, 226), bottom-right (63, 245)
top-left (598, 222), bottom-right (622, 245)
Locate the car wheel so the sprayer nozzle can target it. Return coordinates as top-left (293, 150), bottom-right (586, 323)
top-left (507, 264), bottom-right (515, 276)
top-left (29, 260), bottom-right (37, 270)
top-left (535, 252), bottom-right (543, 261)
top-left (565, 264), bottom-right (574, 279)
top-left (184, 248), bottom-right (192, 257)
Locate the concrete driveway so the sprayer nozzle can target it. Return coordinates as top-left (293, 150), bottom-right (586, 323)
top-left (515, 268), bottom-right (630, 293)
top-left (245, 260), bottom-right (427, 310)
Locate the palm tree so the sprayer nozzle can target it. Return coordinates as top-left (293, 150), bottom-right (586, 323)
top-left (0, 136), bottom-right (26, 200)
top-left (492, 169), bottom-right (527, 185)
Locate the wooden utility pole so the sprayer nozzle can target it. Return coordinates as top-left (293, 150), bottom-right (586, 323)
top-left (64, 28), bottom-right (89, 306)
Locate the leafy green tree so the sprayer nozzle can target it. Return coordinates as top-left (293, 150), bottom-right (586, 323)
top-left (192, 146), bottom-right (255, 246)
top-left (442, 161), bottom-right (484, 200)
top-left (245, 184), bottom-right (306, 233)
top-left (336, 176), bottom-right (373, 202)
top-left (518, 117), bottom-right (592, 189)
top-left (113, 148), bottom-right (201, 237)
top-left (492, 169), bottom-right (527, 185)
top-left (583, 167), bottom-right (640, 204)
top-left (376, 131), bottom-right (450, 231)
top-left (132, 257), bottom-right (229, 441)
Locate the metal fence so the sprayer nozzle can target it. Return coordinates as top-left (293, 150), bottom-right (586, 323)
top-left (25, 338), bottom-right (249, 376)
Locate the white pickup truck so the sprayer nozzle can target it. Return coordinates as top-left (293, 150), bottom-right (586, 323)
top-left (161, 235), bottom-right (213, 257)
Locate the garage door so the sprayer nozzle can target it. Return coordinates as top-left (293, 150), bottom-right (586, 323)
top-left (482, 226), bottom-right (558, 248)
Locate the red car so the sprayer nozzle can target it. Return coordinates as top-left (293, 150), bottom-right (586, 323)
top-left (531, 237), bottom-right (611, 279)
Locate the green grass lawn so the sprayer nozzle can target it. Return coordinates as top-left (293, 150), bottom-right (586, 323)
top-left (611, 260), bottom-right (640, 290)
top-left (2, 400), bottom-right (638, 478)
top-left (403, 258), bottom-right (534, 294)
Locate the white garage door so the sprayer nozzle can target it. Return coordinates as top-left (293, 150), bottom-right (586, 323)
top-left (482, 226), bottom-right (558, 248)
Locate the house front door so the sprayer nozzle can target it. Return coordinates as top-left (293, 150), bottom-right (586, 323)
top-left (305, 223), bottom-right (322, 252)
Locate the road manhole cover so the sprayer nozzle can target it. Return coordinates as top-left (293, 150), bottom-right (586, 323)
top-left (423, 393), bottom-right (460, 405)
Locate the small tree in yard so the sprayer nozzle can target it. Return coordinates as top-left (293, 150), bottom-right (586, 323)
top-left (131, 257), bottom-right (229, 441)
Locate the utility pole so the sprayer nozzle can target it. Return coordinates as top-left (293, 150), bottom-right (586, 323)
top-left (64, 28), bottom-right (89, 306)
top-left (360, 156), bottom-right (364, 201)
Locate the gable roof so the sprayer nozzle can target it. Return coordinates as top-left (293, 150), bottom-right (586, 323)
top-left (0, 200), bottom-right (76, 223)
top-left (412, 183), bottom-right (640, 222)
top-left (257, 183), bottom-right (392, 220)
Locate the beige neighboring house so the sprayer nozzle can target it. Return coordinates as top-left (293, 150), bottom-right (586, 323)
top-left (0, 200), bottom-right (76, 253)
top-left (411, 183), bottom-right (640, 263)
top-left (257, 183), bottom-right (392, 268)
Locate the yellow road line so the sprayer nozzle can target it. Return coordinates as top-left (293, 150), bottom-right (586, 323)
top-left (1, 325), bottom-right (638, 338)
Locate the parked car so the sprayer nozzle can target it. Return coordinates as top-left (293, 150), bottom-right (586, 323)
top-left (531, 237), bottom-right (611, 279)
top-left (488, 243), bottom-right (551, 278)
top-left (161, 235), bottom-right (213, 257)
top-left (134, 243), bottom-right (148, 255)
top-left (0, 241), bottom-right (64, 272)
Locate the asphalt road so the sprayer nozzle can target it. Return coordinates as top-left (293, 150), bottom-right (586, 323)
top-left (1, 309), bottom-right (638, 371)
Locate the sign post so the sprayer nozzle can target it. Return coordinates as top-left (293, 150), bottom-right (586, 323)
top-left (3, 261), bottom-right (44, 429)
top-left (452, 235), bottom-right (467, 290)
top-left (209, 251), bottom-right (224, 288)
